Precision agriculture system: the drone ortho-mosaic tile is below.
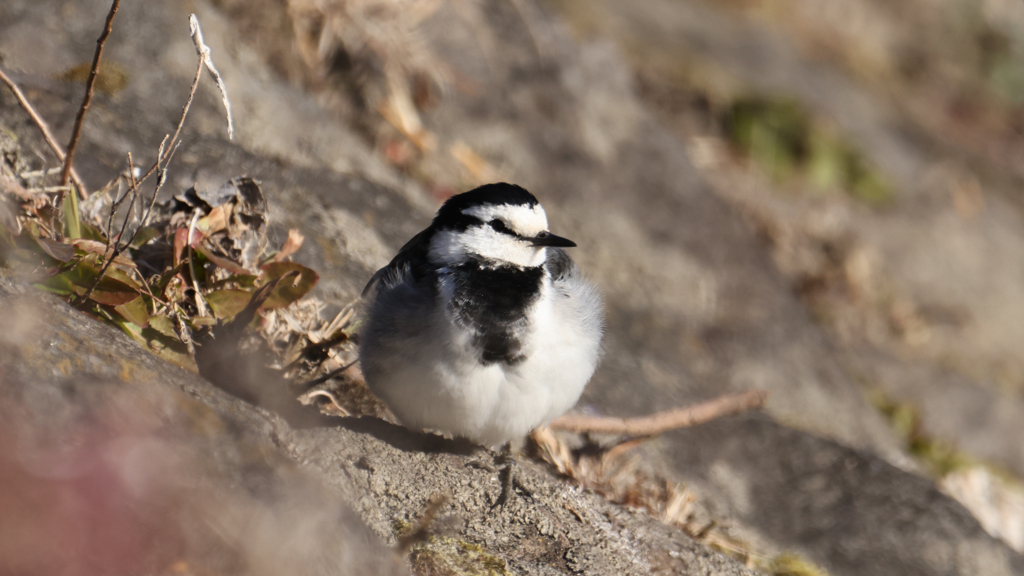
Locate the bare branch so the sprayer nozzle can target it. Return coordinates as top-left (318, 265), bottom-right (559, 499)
top-left (130, 14), bottom-right (230, 190)
top-left (60, 0), bottom-right (121, 191)
top-left (549, 390), bottom-right (769, 436)
top-left (0, 67), bottom-right (88, 198)
top-left (189, 14), bottom-right (234, 140)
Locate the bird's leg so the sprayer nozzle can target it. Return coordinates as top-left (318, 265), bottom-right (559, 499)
top-left (492, 441), bottom-right (532, 508)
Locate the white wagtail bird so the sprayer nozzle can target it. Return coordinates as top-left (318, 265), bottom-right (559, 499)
top-left (359, 183), bottom-right (604, 455)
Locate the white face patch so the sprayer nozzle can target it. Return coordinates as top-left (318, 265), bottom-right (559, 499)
top-left (428, 203), bottom-right (551, 267)
top-left (462, 203), bottom-right (548, 237)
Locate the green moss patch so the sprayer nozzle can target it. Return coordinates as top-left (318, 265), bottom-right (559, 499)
top-left (724, 96), bottom-right (893, 206)
top-left (408, 536), bottom-right (510, 576)
top-left (768, 552), bottom-right (831, 576)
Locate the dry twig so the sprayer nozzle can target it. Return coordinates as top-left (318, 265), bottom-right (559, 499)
top-left (131, 14), bottom-right (232, 189)
top-left (60, 0), bottom-right (121, 192)
top-left (549, 390), bottom-right (769, 436)
top-left (0, 68), bottom-right (88, 198)
top-left (188, 14), bottom-right (234, 140)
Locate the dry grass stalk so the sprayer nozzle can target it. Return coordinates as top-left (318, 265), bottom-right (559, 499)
top-left (286, 0), bottom-right (452, 148)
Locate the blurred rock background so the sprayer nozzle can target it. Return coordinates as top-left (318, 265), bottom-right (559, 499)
top-left (2, 0), bottom-right (1024, 575)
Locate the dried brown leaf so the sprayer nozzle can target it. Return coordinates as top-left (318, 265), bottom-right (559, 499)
top-left (259, 262), bottom-right (318, 309)
top-left (271, 229), bottom-right (305, 263)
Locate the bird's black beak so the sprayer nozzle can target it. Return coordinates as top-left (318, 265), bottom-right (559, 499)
top-left (529, 230), bottom-right (577, 248)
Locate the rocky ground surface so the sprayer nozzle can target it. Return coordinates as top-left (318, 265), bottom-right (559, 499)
top-left (0, 276), bottom-right (758, 575)
top-left (2, 0), bottom-right (1024, 575)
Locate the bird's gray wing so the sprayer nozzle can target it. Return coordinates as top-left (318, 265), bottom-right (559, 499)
top-left (362, 228), bottom-right (434, 297)
top-left (544, 247), bottom-right (577, 282)
top-left (546, 246), bottom-right (605, 337)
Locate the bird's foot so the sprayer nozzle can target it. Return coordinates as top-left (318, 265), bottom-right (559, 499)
top-left (491, 443), bottom-right (532, 508)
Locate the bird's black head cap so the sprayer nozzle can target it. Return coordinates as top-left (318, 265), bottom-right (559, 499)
top-left (433, 183), bottom-right (539, 230)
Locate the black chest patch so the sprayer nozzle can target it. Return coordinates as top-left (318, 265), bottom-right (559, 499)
top-left (446, 261), bottom-right (544, 365)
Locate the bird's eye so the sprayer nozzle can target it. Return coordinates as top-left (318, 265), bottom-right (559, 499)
top-left (489, 219), bottom-right (509, 233)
